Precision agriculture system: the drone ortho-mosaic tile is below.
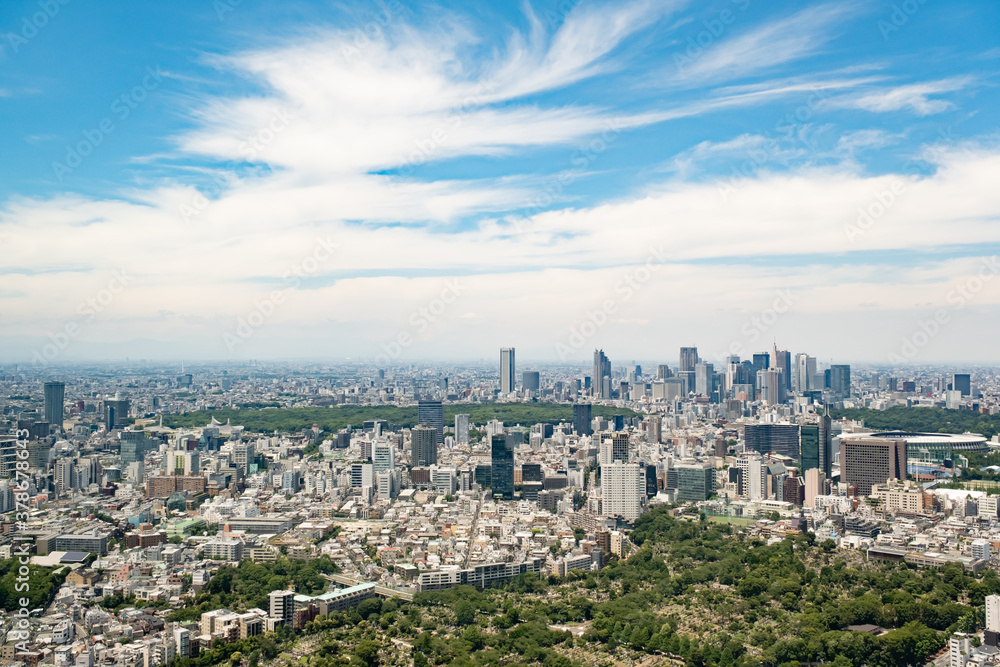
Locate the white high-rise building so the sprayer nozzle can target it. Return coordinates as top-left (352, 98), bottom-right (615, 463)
top-left (455, 414), bottom-right (470, 445)
top-left (972, 539), bottom-right (991, 561)
top-left (735, 455), bottom-right (766, 500)
top-left (794, 354), bottom-right (817, 393)
top-left (950, 633), bottom-right (970, 667)
top-left (373, 442), bottom-right (395, 472)
top-left (986, 595), bottom-right (1000, 632)
top-left (500, 348), bottom-right (515, 394)
top-left (601, 461), bottom-right (643, 521)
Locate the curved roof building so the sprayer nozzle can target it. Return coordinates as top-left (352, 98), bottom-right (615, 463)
top-left (846, 431), bottom-right (989, 463)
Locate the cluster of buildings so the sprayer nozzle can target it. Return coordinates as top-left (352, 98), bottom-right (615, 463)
top-left (3, 350), bottom-right (1000, 664)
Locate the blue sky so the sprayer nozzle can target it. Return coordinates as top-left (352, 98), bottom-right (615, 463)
top-left (2, 0), bottom-right (1000, 365)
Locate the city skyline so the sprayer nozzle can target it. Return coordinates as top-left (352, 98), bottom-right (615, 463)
top-left (2, 0), bottom-right (999, 364)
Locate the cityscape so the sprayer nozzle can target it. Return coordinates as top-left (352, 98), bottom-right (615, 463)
top-left (5, 349), bottom-right (1000, 666)
top-left (4, 0), bottom-right (1000, 666)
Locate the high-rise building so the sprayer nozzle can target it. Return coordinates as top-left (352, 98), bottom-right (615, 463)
top-left (417, 400), bottom-right (444, 444)
top-left (500, 348), bottom-right (516, 394)
top-left (350, 463), bottom-right (374, 488)
top-left (491, 434), bottom-right (514, 501)
top-left (829, 365), bottom-right (852, 399)
top-left (745, 423), bottom-right (800, 460)
top-left (521, 371), bottom-right (540, 392)
top-left (610, 432), bottom-right (630, 463)
top-left (231, 443), bottom-right (255, 474)
top-left (454, 414), bottom-right (470, 445)
top-left (601, 461), bottom-right (643, 521)
top-left (794, 354), bottom-right (817, 393)
top-left (953, 373), bottom-right (972, 397)
top-left (656, 364), bottom-right (672, 380)
top-left (986, 595), bottom-right (1000, 632)
top-left (800, 415), bottom-right (831, 477)
top-left (120, 431), bottom-right (154, 466)
top-left (804, 469), bottom-right (827, 508)
top-left (373, 443), bottom-right (395, 472)
top-left (839, 437), bottom-right (907, 496)
top-left (756, 368), bottom-right (783, 405)
top-left (675, 462), bottom-right (715, 502)
top-left (573, 404), bottom-right (592, 436)
top-left (44, 381), bottom-right (65, 427)
top-left (410, 426), bottom-right (438, 467)
top-left (772, 345), bottom-right (791, 391)
top-left (694, 362), bottom-right (714, 396)
top-left (679, 347), bottom-right (699, 374)
top-left (268, 590), bottom-right (295, 626)
top-left (734, 455), bottom-right (766, 500)
top-left (593, 350), bottom-right (611, 398)
top-left (751, 352), bottom-right (770, 377)
top-left (104, 394), bottom-right (130, 429)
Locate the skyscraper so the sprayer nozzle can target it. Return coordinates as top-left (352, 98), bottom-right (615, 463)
top-left (953, 373), bottom-right (972, 397)
top-left (839, 437), bottom-right (907, 496)
top-left (593, 349), bottom-right (610, 398)
top-left (745, 423), bottom-right (800, 460)
top-left (694, 362), bottom-right (714, 396)
top-left (373, 442), bottom-right (395, 472)
top-left (104, 394), bottom-right (130, 429)
top-left (602, 461), bottom-right (643, 521)
top-left (521, 371), bottom-right (540, 392)
top-left (800, 414), bottom-right (831, 477)
top-left (679, 347), bottom-right (698, 373)
top-left (411, 426), bottom-right (438, 467)
top-left (794, 354), bottom-right (817, 393)
top-left (829, 364), bottom-right (852, 399)
top-left (417, 400), bottom-right (444, 444)
top-left (573, 403), bottom-right (592, 436)
top-left (454, 414), bottom-right (470, 445)
top-left (772, 345), bottom-right (791, 391)
top-left (500, 347), bottom-right (516, 394)
top-left (491, 434), bottom-right (514, 500)
top-left (44, 381), bottom-right (65, 427)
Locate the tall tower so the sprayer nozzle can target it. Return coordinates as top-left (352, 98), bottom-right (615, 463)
top-left (44, 381), bottom-right (65, 427)
top-left (593, 349), bottom-right (611, 398)
top-left (491, 434), bottom-right (514, 501)
top-left (679, 347), bottom-right (698, 373)
top-left (417, 400), bottom-right (444, 444)
top-left (500, 348), bottom-right (516, 394)
top-left (410, 426), bottom-right (438, 467)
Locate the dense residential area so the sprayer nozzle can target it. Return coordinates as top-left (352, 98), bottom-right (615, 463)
top-left (4, 354), bottom-right (1000, 666)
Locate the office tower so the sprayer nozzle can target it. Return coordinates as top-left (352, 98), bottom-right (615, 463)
top-left (376, 469), bottom-right (397, 500)
top-left (573, 403), bottom-right (592, 436)
top-left (782, 472), bottom-right (804, 506)
top-left (800, 414), bottom-right (831, 476)
top-left (163, 450), bottom-right (199, 476)
top-left (804, 469), bottom-right (826, 508)
top-left (268, 590), bottom-right (295, 626)
top-left (677, 371), bottom-right (695, 396)
top-left (735, 455), bottom-right (766, 500)
top-left (120, 431), bottom-right (153, 466)
top-left (839, 437), bottom-right (907, 496)
top-left (643, 463), bottom-right (658, 498)
top-left (491, 434), bottom-right (514, 501)
top-left (771, 345), bottom-right (791, 391)
top-left (656, 364), bottom-right (672, 380)
top-left (757, 368), bottom-right (782, 405)
top-left (350, 463), bottom-right (374, 488)
top-left (601, 461), bottom-right (643, 521)
top-left (521, 463), bottom-right (543, 482)
top-left (417, 400), bottom-right (444, 444)
top-left (593, 350), bottom-right (611, 397)
top-left (953, 373), bottom-right (972, 397)
top-left (751, 352), bottom-right (770, 378)
top-left (648, 416), bottom-right (662, 444)
top-left (43, 381), bottom-right (65, 427)
top-left (231, 443), bottom-right (255, 474)
top-left (609, 432), bottom-right (630, 463)
top-left (829, 364), bottom-right (852, 399)
top-left (794, 354), bottom-right (817, 393)
top-left (411, 426), bottom-right (438, 467)
top-left (373, 442), bottom-right (395, 472)
top-left (694, 362), bottom-right (713, 396)
top-left (674, 462), bottom-right (715, 502)
top-left (522, 371), bottom-right (540, 392)
top-left (745, 423), bottom-right (800, 460)
top-left (104, 394), bottom-right (130, 429)
top-left (454, 414), bottom-right (470, 445)
top-left (679, 347), bottom-right (698, 373)
top-left (500, 347), bottom-right (516, 394)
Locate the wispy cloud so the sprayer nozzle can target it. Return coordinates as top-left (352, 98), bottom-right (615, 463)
top-left (820, 77), bottom-right (974, 116)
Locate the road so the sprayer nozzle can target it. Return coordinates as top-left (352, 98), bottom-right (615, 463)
top-left (464, 489), bottom-right (484, 568)
top-left (323, 573), bottom-right (414, 602)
